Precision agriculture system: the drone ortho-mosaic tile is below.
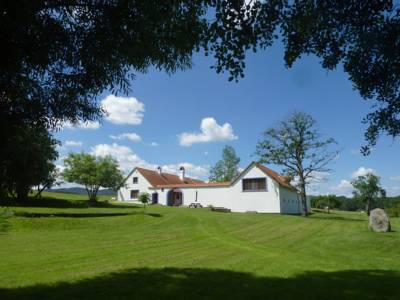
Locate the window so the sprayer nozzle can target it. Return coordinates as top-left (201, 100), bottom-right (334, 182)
top-left (130, 190), bottom-right (139, 199)
top-left (132, 177), bottom-right (138, 184)
top-left (242, 178), bottom-right (267, 192)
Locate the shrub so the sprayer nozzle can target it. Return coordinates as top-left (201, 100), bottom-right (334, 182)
top-left (139, 192), bottom-right (150, 211)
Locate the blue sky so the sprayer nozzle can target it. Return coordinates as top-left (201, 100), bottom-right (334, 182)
top-left (55, 42), bottom-right (400, 196)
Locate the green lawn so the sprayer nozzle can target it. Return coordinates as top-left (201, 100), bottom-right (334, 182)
top-left (1, 192), bottom-right (400, 299)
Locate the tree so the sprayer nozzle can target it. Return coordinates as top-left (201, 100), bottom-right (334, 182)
top-left (35, 168), bottom-right (62, 199)
top-left (351, 173), bottom-right (386, 216)
top-left (311, 195), bottom-right (342, 210)
top-left (0, 125), bottom-right (59, 201)
top-left (63, 153), bottom-right (124, 202)
top-left (209, 146), bottom-right (240, 182)
top-left (139, 192), bottom-right (150, 212)
top-left (256, 112), bottom-right (338, 216)
top-left (3, 1), bottom-right (399, 153)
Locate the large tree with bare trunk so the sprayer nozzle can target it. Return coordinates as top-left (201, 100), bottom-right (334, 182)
top-left (256, 112), bottom-right (338, 216)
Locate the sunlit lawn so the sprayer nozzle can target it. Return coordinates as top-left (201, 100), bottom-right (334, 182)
top-left (1, 192), bottom-right (400, 299)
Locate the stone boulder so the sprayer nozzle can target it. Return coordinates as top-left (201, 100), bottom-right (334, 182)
top-left (369, 208), bottom-right (391, 232)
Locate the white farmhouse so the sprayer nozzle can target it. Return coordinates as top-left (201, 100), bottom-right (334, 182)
top-left (118, 161), bottom-right (305, 214)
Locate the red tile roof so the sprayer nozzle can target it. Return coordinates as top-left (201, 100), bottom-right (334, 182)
top-left (138, 162), bottom-right (297, 191)
top-left (153, 182), bottom-right (231, 189)
top-left (256, 163), bottom-right (297, 191)
top-left (137, 167), bottom-right (204, 187)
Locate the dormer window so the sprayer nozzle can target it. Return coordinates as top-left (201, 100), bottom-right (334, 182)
top-left (133, 177), bottom-right (138, 184)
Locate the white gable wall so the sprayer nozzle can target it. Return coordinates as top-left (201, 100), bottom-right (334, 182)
top-left (118, 169), bottom-right (153, 202)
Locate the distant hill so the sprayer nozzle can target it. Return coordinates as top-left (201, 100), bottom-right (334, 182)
top-left (46, 187), bottom-right (117, 195)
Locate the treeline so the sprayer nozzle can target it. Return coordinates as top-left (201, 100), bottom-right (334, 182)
top-left (310, 195), bottom-right (400, 217)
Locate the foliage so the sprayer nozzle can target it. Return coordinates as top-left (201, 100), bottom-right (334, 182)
top-left (139, 192), bottom-right (150, 211)
top-left (1, 196), bottom-right (400, 299)
top-left (0, 125), bottom-right (58, 201)
top-left (209, 146), bottom-right (240, 182)
top-left (62, 153), bottom-right (124, 202)
top-left (256, 112), bottom-right (338, 216)
top-left (35, 168), bottom-right (62, 199)
top-left (1, 1), bottom-right (399, 153)
top-left (311, 195), bottom-right (342, 209)
top-left (351, 173), bottom-right (385, 216)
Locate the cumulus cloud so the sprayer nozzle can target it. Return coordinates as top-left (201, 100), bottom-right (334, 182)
top-left (179, 117), bottom-right (238, 146)
top-left (352, 167), bottom-right (377, 178)
top-left (64, 140), bottom-right (82, 147)
top-left (62, 120), bottom-right (101, 130)
top-left (91, 143), bottom-right (149, 173)
top-left (101, 95), bottom-right (145, 125)
top-left (110, 132), bottom-right (142, 142)
top-left (330, 179), bottom-right (353, 196)
top-left (149, 142), bottom-right (159, 147)
top-left (390, 176), bottom-right (400, 182)
top-left (162, 163), bottom-right (210, 179)
top-left (90, 143), bottom-right (209, 179)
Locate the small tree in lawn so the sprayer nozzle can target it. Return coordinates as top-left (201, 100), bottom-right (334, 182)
top-left (139, 192), bottom-right (150, 212)
top-left (209, 146), bottom-right (240, 182)
top-left (352, 173), bottom-right (386, 216)
top-left (256, 112), bottom-right (338, 217)
top-left (63, 152), bottom-right (124, 203)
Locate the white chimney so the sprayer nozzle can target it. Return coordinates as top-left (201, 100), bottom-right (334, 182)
top-left (157, 166), bottom-right (162, 175)
top-left (179, 166), bottom-right (185, 181)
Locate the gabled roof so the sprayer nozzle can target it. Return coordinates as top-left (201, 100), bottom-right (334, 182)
top-left (255, 163), bottom-right (297, 191)
top-left (135, 167), bottom-right (204, 187)
top-left (149, 161), bottom-right (297, 191)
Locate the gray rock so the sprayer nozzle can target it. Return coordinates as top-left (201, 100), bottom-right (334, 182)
top-left (369, 208), bottom-right (391, 232)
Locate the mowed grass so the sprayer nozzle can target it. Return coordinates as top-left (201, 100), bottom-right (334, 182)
top-left (1, 192), bottom-right (400, 299)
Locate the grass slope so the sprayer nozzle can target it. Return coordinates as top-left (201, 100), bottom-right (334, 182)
top-left (1, 192), bottom-right (400, 299)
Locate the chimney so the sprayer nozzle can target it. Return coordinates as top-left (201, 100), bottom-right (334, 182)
top-left (179, 166), bottom-right (185, 181)
top-left (157, 166), bottom-right (162, 175)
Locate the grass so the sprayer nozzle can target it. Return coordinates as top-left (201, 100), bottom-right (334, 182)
top-left (1, 192), bottom-right (400, 299)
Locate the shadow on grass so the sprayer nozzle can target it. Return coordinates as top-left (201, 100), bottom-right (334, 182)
top-left (1, 268), bottom-right (399, 300)
top-left (13, 212), bottom-right (162, 218)
top-left (0, 197), bottom-right (139, 209)
top-left (309, 211), bottom-right (366, 222)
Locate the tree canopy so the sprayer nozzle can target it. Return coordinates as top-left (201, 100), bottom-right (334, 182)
top-left (62, 152), bottom-right (124, 202)
top-left (1, 1), bottom-right (399, 152)
top-left (0, 125), bottom-right (59, 201)
top-left (209, 146), bottom-right (241, 182)
top-left (256, 111), bottom-right (338, 216)
top-left (352, 173), bottom-right (386, 216)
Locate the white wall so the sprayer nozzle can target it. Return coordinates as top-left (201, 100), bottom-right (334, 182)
top-left (118, 169), bottom-right (153, 202)
top-left (154, 166), bottom-right (282, 213)
top-left (279, 186), bottom-right (301, 214)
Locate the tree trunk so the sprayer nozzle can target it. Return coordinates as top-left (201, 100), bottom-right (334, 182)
top-left (16, 185), bottom-right (30, 203)
top-left (299, 176), bottom-right (308, 217)
top-left (367, 198), bottom-right (371, 216)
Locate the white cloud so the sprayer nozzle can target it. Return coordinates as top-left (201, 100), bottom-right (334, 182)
top-left (352, 167), bottom-right (377, 178)
top-left (390, 176), bottom-right (400, 182)
top-left (101, 95), bottom-right (145, 125)
top-left (331, 179), bottom-right (353, 196)
top-left (64, 140), bottom-right (82, 147)
top-left (110, 133), bottom-right (142, 142)
top-left (91, 143), bottom-right (149, 173)
top-left (350, 149), bottom-right (360, 155)
top-left (179, 117), bottom-right (238, 146)
top-left (90, 143), bottom-right (209, 179)
top-left (62, 120), bottom-right (101, 130)
top-left (149, 142), bottom-right (159, 147)
top-left (162, 163), bottom-right (210, 179)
